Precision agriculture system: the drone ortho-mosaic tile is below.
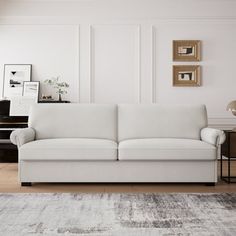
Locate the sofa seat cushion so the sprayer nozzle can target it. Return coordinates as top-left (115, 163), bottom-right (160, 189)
top-left (20, 138), bottom-right (117, 161)
top-left (118, 138), bottom-right (216, 161)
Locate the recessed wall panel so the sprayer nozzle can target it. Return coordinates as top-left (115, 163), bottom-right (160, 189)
top-left (91, 25), bottom-right (140, 103)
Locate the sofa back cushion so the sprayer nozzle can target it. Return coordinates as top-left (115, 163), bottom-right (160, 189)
top-left (118, 104), bottom-right (208, 141)
top-left (29, 104), bottom-right (117, 141)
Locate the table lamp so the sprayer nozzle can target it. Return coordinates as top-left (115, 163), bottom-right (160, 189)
top-left (227, 100), bottom-right (236, 131)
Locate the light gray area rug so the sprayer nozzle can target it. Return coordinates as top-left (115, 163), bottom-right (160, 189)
top-left (0, 193), bottom-right (236, 236)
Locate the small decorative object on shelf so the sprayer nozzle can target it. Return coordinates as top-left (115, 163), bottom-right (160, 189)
top-left (221, 130), bottom-right (236, 183)
top-left (44, 76), bottom-right (69, 101)
top-left (41, 95), bottom-right (53, 102)
top-left (39, 95), bottom-right (70, 103)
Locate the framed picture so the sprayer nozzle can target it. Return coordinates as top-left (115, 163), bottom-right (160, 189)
top-left (2, 64), bottom-right (32, 98)
top-left (173, 40), bottom-right (201, 61)
top-left (23, 81), bottom-right (40, 102)
top-left (173, 65), bottom-right (201, 87)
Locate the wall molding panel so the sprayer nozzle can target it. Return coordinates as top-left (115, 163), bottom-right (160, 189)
top-left (89, 24), bottom-right (141, 104)
top-left (0, 24), bottom-right (80, 102)
top-left (1, 16), bottom-right (236, 26)
top-left (208, 118), bottom-right (236, 130)
top-left (89, 25), bottom-right (95, 103)
top-left (151, 25), bottom-right (157, 103)
top-left (136, 25), bottom-right (141, 104)
top-left (75, 25), bottom-right (80, 102)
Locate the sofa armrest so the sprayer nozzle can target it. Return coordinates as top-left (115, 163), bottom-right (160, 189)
top-left (10, 128), bottom-right (36, 147)
top-left (201, 127), bottom-right (226, 147)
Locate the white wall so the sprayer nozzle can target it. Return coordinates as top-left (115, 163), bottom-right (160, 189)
top-left (0, 0), bottom-right (236, 129)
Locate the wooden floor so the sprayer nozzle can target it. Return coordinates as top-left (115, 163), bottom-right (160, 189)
top-left (0, 161), bottom-right (236, 193)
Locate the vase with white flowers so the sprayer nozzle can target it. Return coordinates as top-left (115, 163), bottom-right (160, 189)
top-left (44, 77), bottom-right (69, 101)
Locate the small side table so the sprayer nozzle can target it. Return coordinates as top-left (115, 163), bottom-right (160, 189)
top-left (221, 130), bottom-right (236, 183)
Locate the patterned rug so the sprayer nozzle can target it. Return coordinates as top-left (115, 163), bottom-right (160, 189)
top-left (0, 193), bottom-right (235, 235)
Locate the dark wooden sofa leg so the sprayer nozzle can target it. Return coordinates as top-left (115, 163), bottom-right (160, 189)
top-left (205, 182), bottom-right (216, 186)
top-left (21, 182), bottom-right (32, 187)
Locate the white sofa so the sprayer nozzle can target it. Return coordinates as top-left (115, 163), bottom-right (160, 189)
top-left (10, 104), bottom-right (225, 186)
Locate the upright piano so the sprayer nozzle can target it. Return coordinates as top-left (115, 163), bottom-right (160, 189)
top-left (0, 100), bottom-right (28, 162)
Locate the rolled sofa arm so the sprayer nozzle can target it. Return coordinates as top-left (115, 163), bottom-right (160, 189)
top-left (10, 128), bottom-right (36, 147)
top-left (201, 127), bottom-right (226, 147)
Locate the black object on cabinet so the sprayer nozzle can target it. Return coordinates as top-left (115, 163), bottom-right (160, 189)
top-left (0, 100), bottom-right (28, 162)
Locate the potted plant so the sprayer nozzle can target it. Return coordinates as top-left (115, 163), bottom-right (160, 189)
top-left (44, 77), bottom-right (69, 101)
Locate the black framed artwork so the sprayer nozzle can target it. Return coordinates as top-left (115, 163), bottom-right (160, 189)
top-left (2, 64), bottom-right (32, 98)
